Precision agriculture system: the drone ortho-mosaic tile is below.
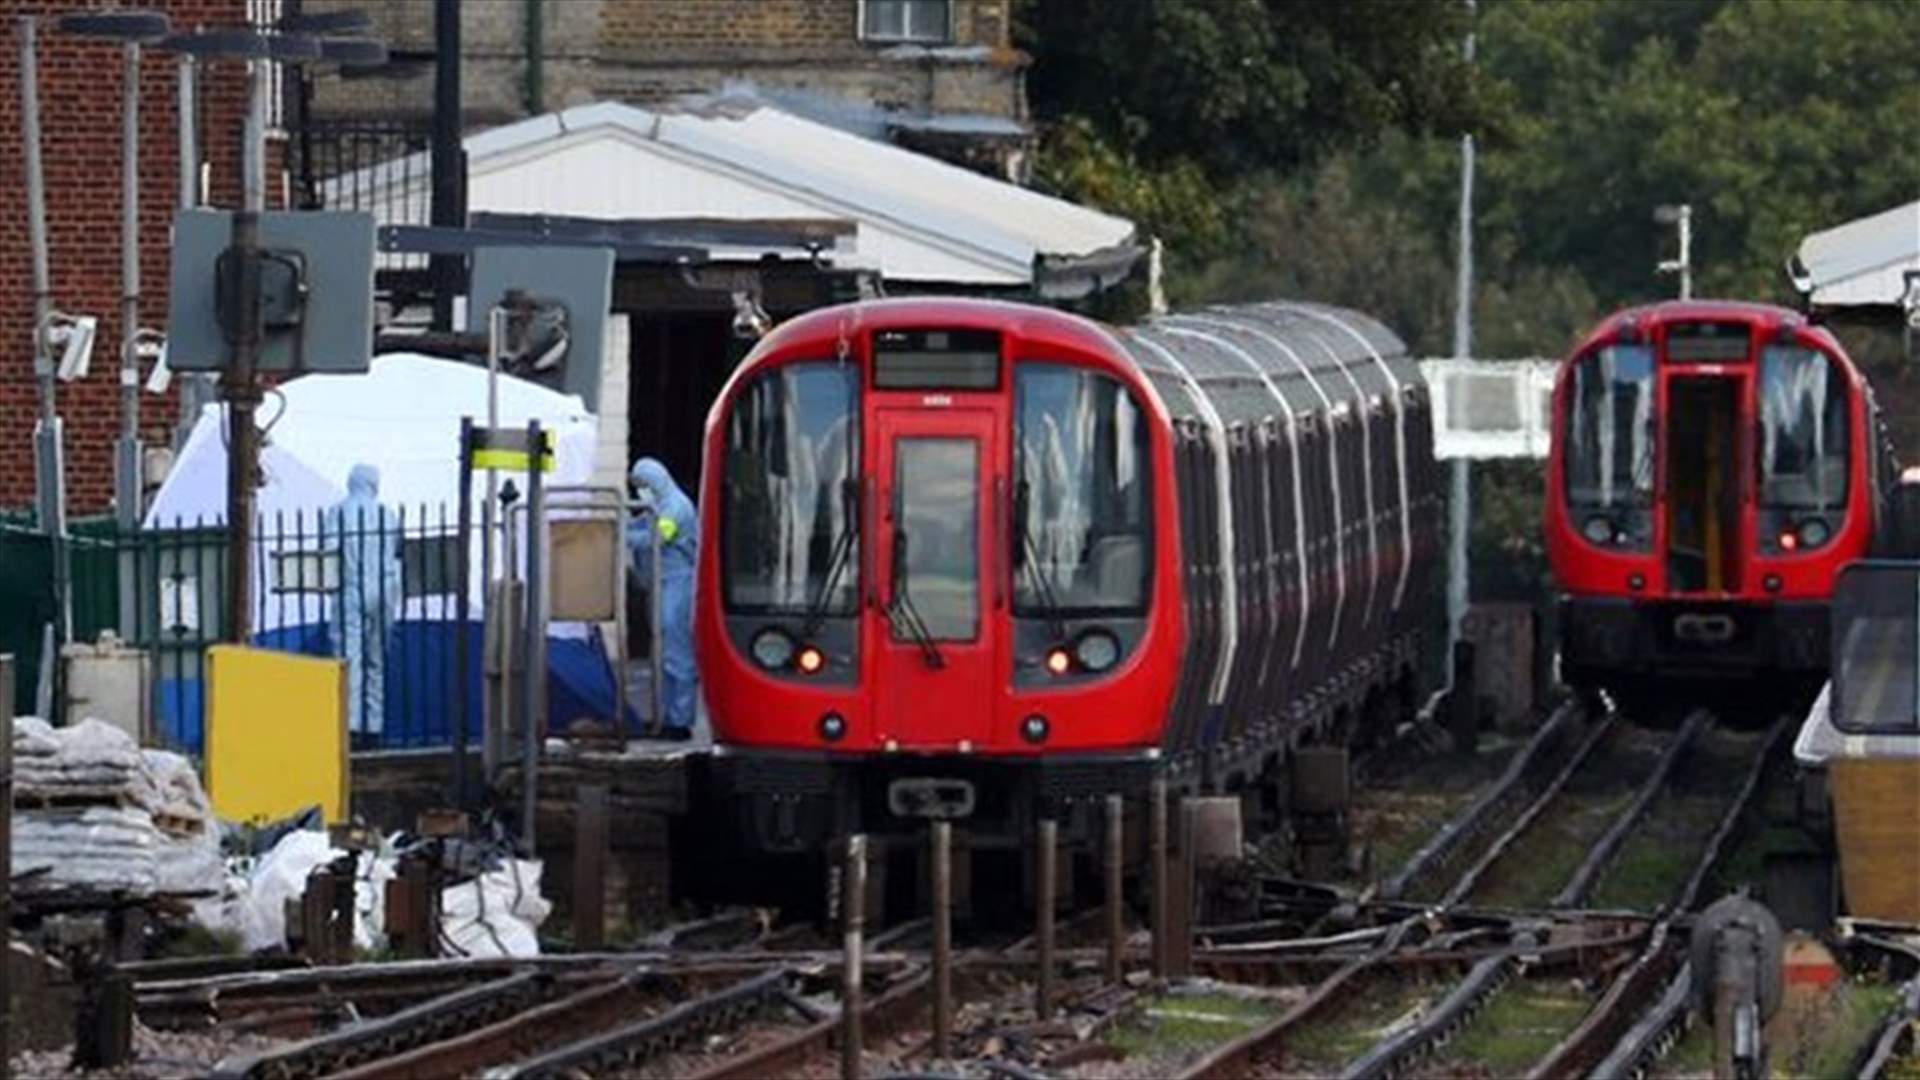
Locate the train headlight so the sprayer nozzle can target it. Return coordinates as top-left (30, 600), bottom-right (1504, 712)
top-left (818, 712), bottom-right (846, 742)
top-left (1797, 518), bottom-right (1830, 548)
top-left (795, 645), bottom-right (826, 675)
top-left (750, 628), bottom-right (797, 670)
top-left (1044, 647), bottom-right (1073, 676)
top-left (1021, 714), bottom-right (1050, 743)
top-left (1582, 515), bottom-right (1613, 545)
top-left (1073, 629), bottom-right (1121, 674)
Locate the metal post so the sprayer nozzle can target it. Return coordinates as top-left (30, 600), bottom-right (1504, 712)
top-left (1678, 206), bottom-right (1693, 301)
top-left (520, 421), bottom-right (545, 853)
top-left (1104, 794), bottom-right (1125, 985)
top-left (1149, 777), bottom-right (1168, 978)
top-left (115, 40), bottom-right (143, 531)
top-left (649, 507), bottom-right (664, 732)
top-left (573, 783), bottom-right (607, 950)
top-left (0, 654), bottom-right (13, 1079)
top-left (481, 309), bottom-right (504, 780)
top-left (931, 820), bottom-right (953, 1060)
top-left (841, 834), bottom-right (866, 1080)
top-left (20, 17), bottom-right (71, 659)
top-left (1035, 817), bottom-right (1057, 1021)
top-left (173, 50), bottom-right (211, 454)
top-left (223, 57), bottom-right (268, 644)
top-left (454, 417), bottom-right (474, 806)
top-left (1168, 798), bottom-right (1196, 978)
top-left (429, 0), bottom-right (463, 332)
top-left (1446, 0), bottom-right (1477, 653)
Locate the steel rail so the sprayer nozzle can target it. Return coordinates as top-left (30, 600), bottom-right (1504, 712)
top-left (1553, 709), bottom-right (1708, 908)
top-left (208, 971), bottom-right (561, 1080)
top-left (1377, 700), bottom-right (1585, 901)
top-left (1439, 713), bottom-right (1620, 907)
top-left (1587, 960), bottom-right (1693, 1080)
top-left (1335, 716), bottom-right (1701, 1079)
top-left (1172, 917), bottom-right (1430, 1080)
top-left (325, 966), bottom-right (734, 1080)
top-left (1856, 979), bottom-right (1920, 1080)
top-left (1527, 714), bottom-right (1789, 1080)
top-left (486, 967), bottom-right (801, 1079)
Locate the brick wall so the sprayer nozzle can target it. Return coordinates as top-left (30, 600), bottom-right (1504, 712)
top-left (0, 1), bottom-right (267, 514)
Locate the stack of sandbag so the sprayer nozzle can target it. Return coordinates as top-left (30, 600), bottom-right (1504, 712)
top-left (142, 749), bottom-right (225, 902)
top-left (13, 718), bottom-right (162, 894)
top-left (10, 719), bottom-right (223, 902)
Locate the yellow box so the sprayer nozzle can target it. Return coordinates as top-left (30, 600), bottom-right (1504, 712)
top-left (205, 644), bottom-right (349, 825)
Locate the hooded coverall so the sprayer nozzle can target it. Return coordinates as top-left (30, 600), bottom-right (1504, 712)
top-left (627, 458), bottom-right (700, 733)
top-left (330, 464), bottom-right (403, 738)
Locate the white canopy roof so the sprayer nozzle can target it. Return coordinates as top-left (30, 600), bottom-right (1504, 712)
top-left (1793, 201), bottom-right (1920, 309)
top-left (147, 353), bottom-right (599, 527)
top-left (326, 98), bottom-right (1139, 292)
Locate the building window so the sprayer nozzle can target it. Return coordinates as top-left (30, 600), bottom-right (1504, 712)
top-left (862, 0), bottom-right (952, 44)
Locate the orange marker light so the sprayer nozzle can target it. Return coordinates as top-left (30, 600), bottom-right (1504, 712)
top-left (796, 645), bottom-right (825, 674)
top-left (1045, 648), bottom-right (1072, 676)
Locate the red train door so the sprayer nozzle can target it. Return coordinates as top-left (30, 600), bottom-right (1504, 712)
top-left (873, 408), bottom-right (998, 748)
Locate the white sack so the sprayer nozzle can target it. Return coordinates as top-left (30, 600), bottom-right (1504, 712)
top-left (440, 859), bottom-right (550, 959)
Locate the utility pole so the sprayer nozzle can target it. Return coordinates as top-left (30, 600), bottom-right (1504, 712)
top-left (18, 17), bottom-right (70, 661)
top-left (1447, 0), bottom-right (1477, 650)
top-left (430, 0), bottom-right (464, 332)
top-left (221, 55), bottom-right (269, 644)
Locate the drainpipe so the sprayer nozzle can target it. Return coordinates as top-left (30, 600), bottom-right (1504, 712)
top-left (522, 0), bottom-right (542, 116)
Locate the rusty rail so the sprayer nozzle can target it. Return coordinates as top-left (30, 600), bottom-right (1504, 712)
top-left (491, 967), bottom-right (801, 1079)
top-left (1552, 709), bottom-right (1708, 908)
top-left (208, 971), bottom-right (561, 1079)
top-left (1527, 713), bottom-right (1789, 1080)
top-left (1377, 700), bottom-right (1585, 902)
top-left (1438, 713), bottom-right (1619, 906)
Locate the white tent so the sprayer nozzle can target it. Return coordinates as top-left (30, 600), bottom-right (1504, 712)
top-left (146, 353), bottom-right (601, 632)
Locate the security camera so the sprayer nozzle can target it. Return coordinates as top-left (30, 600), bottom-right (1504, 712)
top-left (54, 315), bottom-right (97, 382)
top-left (731, 290), bottom-right (771, 340)
top-left (144, 338), bottom-right (172, 395)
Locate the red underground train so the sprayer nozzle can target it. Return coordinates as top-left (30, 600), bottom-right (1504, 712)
top-left (1547, 300), bottom-right (1902, 715)
top-left (694, 296), bottom-right (1439, 868)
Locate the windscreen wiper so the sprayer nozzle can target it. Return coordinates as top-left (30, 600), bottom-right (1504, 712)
top-left (801, 478), bottom-right (860, 639)
top-left (1014, 479), bottom-right (1068, 642)
top-left (889, 527), bottom-right (946, 669)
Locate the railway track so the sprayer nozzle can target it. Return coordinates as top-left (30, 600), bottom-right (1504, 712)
top-left (149, 703), bottom-right (1836, 1080)
top-left (1158, 707), bottom-right (1784, 1080)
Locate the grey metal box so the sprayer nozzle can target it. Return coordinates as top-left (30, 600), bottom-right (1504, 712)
top-left (165, 209), bottom-right (376, 374)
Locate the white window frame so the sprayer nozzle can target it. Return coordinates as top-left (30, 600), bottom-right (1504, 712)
top-left (858, 0), bottom-right (954, 45)
top-left (247, 0), bottom-right (287, 133)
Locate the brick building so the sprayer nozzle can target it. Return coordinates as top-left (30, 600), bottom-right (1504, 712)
top-left (300, 0), bottom-right (1031, 179)
top-left (0, 1), bottom-right (272, 514)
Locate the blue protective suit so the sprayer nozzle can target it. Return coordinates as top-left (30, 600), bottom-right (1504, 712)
top-left (329, 464), bottom-right (403, 737)
top-left (627, 458), bottom-right (699, 732)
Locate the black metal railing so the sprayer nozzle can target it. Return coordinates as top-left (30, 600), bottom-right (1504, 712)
top-left (292, 116), bottom-right (434, 270)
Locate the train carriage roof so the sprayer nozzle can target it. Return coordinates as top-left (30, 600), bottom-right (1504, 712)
top-left (1116, 301), bottom-right (1410, 428)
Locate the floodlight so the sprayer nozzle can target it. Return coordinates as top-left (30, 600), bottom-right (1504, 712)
top-left (1652, 204), bottom-right (1687, 225)
top-left (280, 10), bottom-right (374, 34)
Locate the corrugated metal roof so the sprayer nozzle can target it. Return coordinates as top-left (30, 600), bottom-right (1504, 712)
top-left (1793, 200), bottom-right (1920, 308)
top-left (328, 97), bottom-right (1135, 290)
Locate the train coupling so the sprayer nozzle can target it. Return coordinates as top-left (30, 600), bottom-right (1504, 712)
top-left (887, 777), bottom-right (977, 820)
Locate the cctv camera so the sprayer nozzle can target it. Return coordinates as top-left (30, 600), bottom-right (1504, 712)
top-left (144, 340), bottom-right (172, 395)
top-left (55, 316), bottom-right (97, 382)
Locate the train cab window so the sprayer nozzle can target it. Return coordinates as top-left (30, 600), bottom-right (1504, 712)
top-left (721, 362), bottom-right (861, 613)
top-left (1563, 343), bottom-right (1656, 550)
top-left (1012, 364), bottom-right (1153, 614)
top-left (1758, 345), bottom-right (1850, 552)
top-left (1831, 564), bottom-right (1919, 734)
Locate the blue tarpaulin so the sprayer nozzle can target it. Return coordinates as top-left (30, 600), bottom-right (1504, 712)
top-left (156, 620), bottom-right (640, 754)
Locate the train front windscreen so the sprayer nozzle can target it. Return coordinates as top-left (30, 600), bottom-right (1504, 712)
top-left (1831, 563), bottom-right (1920, 735)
